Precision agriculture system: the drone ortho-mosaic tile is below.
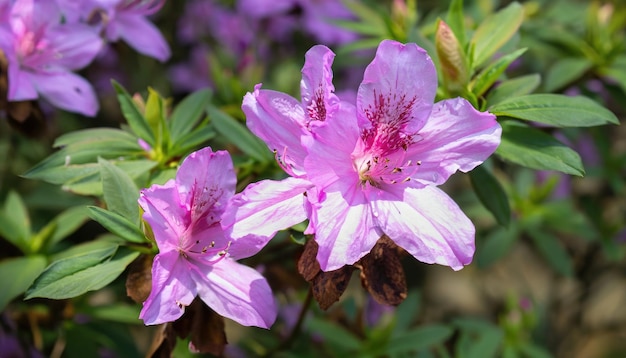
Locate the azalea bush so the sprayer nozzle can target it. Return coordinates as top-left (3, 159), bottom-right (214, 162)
top-left (1, 0), bottom-right (625, 357)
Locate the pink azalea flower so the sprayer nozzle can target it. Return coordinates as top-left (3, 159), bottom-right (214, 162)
top-left (227, 40), bottom-right (502, 271)
top-left (0, 0), bottom-right (103, 116)
top-left (138, 147), bottom-right (277, 328)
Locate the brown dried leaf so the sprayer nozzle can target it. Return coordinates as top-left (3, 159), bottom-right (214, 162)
top-left (297, 238), bottom-right (320, 282)
top-left (312, 265), bottom-right (355, 310)
top-left (126, 254), bottom-right (153, 303)
top-left (172, 299), bottom-right (227, 356)
top-left (146, 324), bottom-right (177, 358)
top-left (359, 235), bottom-right (407, 306)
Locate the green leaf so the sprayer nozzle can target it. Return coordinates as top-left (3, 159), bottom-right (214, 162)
top-left (496, 123), bottom-right (584, 176)
top-left (45, 206), bottom-right (90, 249)
top-left (544, 57), bottom-right (593, 92)
top-left (476, 224), bottom-right (519, 268)
top-left (99, 158), bottom-right (140, 225)
top-left (168, 126), bottom-right (216, 158)
top-left (307, 317), bottom-right (361, 351)
top-left (145, 87), bottom-right (169, 150)
top-left (486, 74), bottom-right (541, 106)
top-left (446, 0), bottom-right (467, 47)
top-left (519, 342), bottom-right (553, 358)
top-left (54, 128), bottom-right (138, 148)
top-left (490, 94), bottom-right (619, 127)
top-left (470, 2), bottom-right (524, 68)
top-left (471, 48), bottom-right (527, 97)
top-left (26, 246), bottom-right (138, 300)
top-left (527, 228), bottom-right (574, 276)
top-left (600, 55), bottom-right (626, 93)
top-left (112, 80), bottom-right (155, 146)
top-left (208, 105), bottom-right (273, 162)
top-left (0, 191), bottom-right (30, 252)
top-left (86, 304), bottom-right (142, 324)
top-left (169, 88), bottom-right (212, 144)
top-left (386, 325), bottom-right (453, 354)
top-left (88, 206), bottom-right (146, 244)
top-left (462, 325), bottom-right (503, 358)
top-left (469, 165), bottom-right (511, 227)
top-left (341, 0), bottom-right (387, 33)
top-left (0, 256), bottom-right (46, 311)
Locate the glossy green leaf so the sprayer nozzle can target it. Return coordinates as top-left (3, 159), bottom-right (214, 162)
top-left (99, 158), bottom-right (140, 224)
top-left (169, 88), bottom-right (212, 144)
top-left (476, 224), bottom-right (519, 268)
top-left (208, 105), bottom-right (273, 162)
top-left (26, 246), bottom-right (138, 300)
top-left (0, 256), bottom-right (46, 311)
top-left (544, 57), bottom-right (593, 92)
top-left (527, 228), bottom-right (574, 276)
top-left (112, 80), bottom-right (155, 146)
top-left (490, 94), bottom-right (618, 127)
top-left (496, 123), bottom-right (584, 176)
top-left (87, 206), bottom-right (146, 243)
top-left (470, 2), bottom-right (524, 68)
top-left (469, 165), bottom-right (511, 227)
top-left (471, 48), bottom-right (527, 97)
top-left (386, 325), bottom-right (453, 354)
top-left (486, 74), bottom-right (541, 106)
top-left (1, 192), bottom-right (31, 253)
top-left (54, 128), bottom-right (138, 148)
top-left (45, 206), bottom-right (90, 249)
top-left (168, 126), bottom-right (216, 158)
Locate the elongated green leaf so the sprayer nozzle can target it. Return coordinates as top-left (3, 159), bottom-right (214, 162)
top-left (446, 0), bottom-right (466, 47)
top-left (0, 256), bottom-right (46, 311)
top-left (341, 0), bottom-right (387, 32)
top-left (26, 248), bottom-right (139, 299)
top-left (471, 48), bottom-right (527, 97)
top-left (600, 55), bottom-right (626, 93)
top-left (45, 206), bottom-right (90, 249)
top-left (496, 123), bottom-right (584, 176)
top-left (88, 206), bottom-right (146, 243)
top-left (386, 325), bottom-right (453, 354)
top-left (486, 74), bottom-right (540, 106)
top-left (208, 106), bottom-right (273, 162)
top-left (469, 165), bottom-right (511, 227)
top-left (3, 191), bottom-right (31, 244)
top-left (25, 160), bottom-right (157, 187)
top-left (527, 228), bottom-right (574, 276)
top-left (169, 88), bottom-right (212, 144)
top-left (307, 317), bottom-right (361, 351)
top-left (86, 304), bottom-right (142, 324)
top-left (99, 158), bottom-right (140, 224)
top-left (476, 224), bottom-right (519, 268)
top-left (112, 81), bottom-right (155, 146)
top-left (54, 128), bottom-right (138, 148)
top-left (490, 94), bottom-right (619, 127)
top-left (168, 126), bottom-right (216, 158)
top-left (470, 2), bottom-right (524, 68)
top-left (545, 57), bottom-right (593, 92)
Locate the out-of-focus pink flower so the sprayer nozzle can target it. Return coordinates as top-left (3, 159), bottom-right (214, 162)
top-left (0, 0), bottom-right (103, 116)
top-left (138, 147), bottom-right (276, 328)
top-left (227, 40), bottom-right (502, 272)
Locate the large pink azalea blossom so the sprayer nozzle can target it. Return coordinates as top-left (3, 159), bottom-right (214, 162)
top-left (0, 0), bottom-right (103, 116)
top-left (138, 147), bottom-right (277, 328)
top-left (227, 40), bottom-right (502, 271)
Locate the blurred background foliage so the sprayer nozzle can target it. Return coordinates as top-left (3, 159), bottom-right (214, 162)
top-left (1, 0), bottom-right (625, 357)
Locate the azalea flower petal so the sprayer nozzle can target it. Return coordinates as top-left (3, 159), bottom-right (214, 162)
top-left (140, 252), bottom-right (197, 325)
top-left (196, 259), bottom-right (277, 328)
top-left (357, 40), bottom-right (437, 134)
top-left (48, 24), bottom-right (103, 70)
top-left (31, 71), bottom-right (99, 116)
top-left (7, 63), bottom-right (37, 101)
top-left (138, 179), bottom-right (187, 252)
top-left (223, 177), bottom-right (312, 260)
top-left (300, 45), bottom-right (340, 122)
top-left (303, 102), bottom-right (361, 191)
top-left (176, 148), bottom-right (236, 223)
top-left (311, 187), bottom-right (380, 271)
top-left (370, 185), bottom-right (475, 270)
top-left (243, 86), bottom-right (308, 176)
top-left (408, 98), bottom-right (502, 186)
top-left (113, 14), bottom-right (171, 62)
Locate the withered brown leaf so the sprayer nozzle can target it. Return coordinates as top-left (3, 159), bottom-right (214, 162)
top-left (297, 238), bottom-right (320, 282)
top-left (126, 254), bottom-right (153, 303)
top-left (359, 235), bottom-right (407, 306)
top-left (312, 265), bottom-right (355, 310)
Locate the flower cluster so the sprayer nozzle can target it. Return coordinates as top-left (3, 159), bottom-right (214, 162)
top-left (0, 0), bottom-right (169, 116)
